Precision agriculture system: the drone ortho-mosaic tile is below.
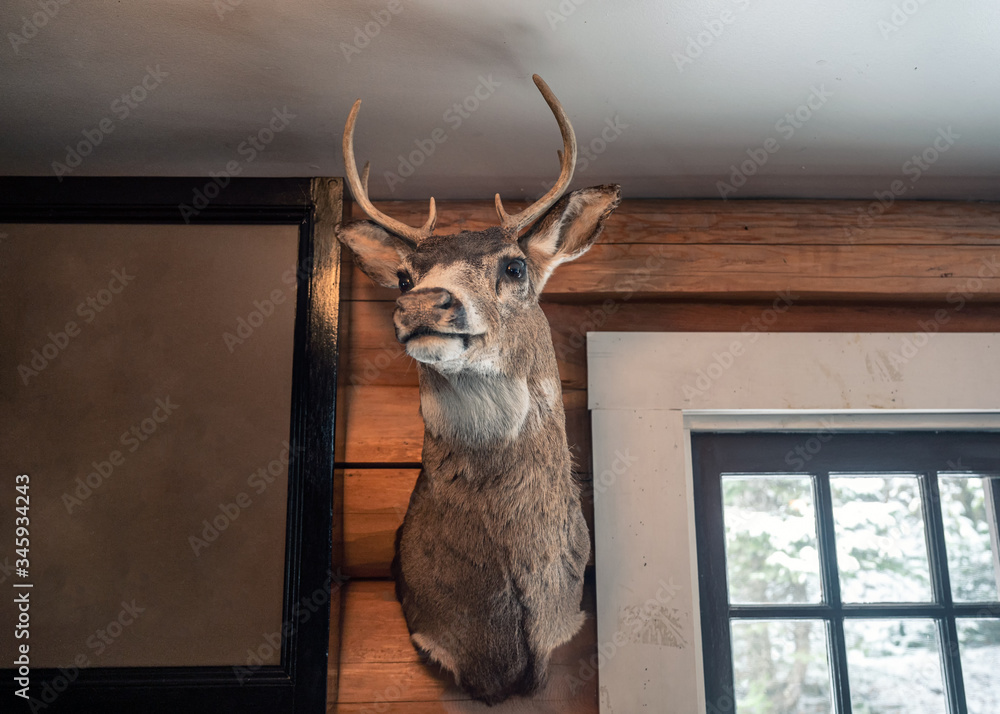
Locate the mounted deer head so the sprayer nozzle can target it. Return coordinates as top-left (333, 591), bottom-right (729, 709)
top-left (336, 75), bottom-right (620, 704)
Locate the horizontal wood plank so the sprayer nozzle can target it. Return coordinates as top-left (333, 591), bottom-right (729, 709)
top-left (544, 300), bottom-right (1000, 391)
top-left (339, 386), bottom-right (423, 463)
top-left (335, 580), bottom-right (597, 711)
top-left (344, 299), bottom-right (1000, 393)
top-left (342, 469), bottom-right (415, 578)
top-left (347, 243), bottom-right (1000, 301)
top-left (350, 199), bottom-right (1000, 245)
top-left (343, 470), bottom-right (595, 578)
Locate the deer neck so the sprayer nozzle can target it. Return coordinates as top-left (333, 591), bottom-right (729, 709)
top-left (416, 353), bottom-right (566, 458)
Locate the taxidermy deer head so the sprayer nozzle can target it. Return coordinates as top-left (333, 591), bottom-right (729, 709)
top-left (336, 74), bottom-right (620, 705)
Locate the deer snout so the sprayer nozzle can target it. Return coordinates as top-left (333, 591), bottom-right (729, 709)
top-left (397, 287), bottom-right (453, 312)
top-left (394, 288), bottom-right (468, 344)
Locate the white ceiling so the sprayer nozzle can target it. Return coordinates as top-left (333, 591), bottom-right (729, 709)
top-left (2, 0), bottom-right (999, 201)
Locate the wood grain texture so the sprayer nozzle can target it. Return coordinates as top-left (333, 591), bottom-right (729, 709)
top-left (349, 198), bottom-right (1000, 245)
top-left (343, 299), bottom-right (1000, 393)
top-left (342, 469), bottom-right (414, 578)
top-left (345, 198), bottom-right (1000, 300)
top-left (339, 386), bottom-right (423, 463)
top-left (347, 243), bottom-right (1000, 301)
top-left (543, 300), bottom-right (1000, 391)
top-left (334, 580), bottom-right (598, 711)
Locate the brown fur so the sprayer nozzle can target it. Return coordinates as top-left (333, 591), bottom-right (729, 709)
top-left (336, 184), bottom-right (620, 704)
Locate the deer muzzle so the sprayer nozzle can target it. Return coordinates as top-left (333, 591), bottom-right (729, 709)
top-left (394, 288), bottom-right (474, 363)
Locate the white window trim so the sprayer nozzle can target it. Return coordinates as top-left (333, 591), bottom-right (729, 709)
top-left (587, 332), bottom-right (1000, 714)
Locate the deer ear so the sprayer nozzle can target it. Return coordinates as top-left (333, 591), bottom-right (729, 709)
top-left (518, 184), bottom-right (621, 290)
top-left (335, 220), bottom-right (414, 288)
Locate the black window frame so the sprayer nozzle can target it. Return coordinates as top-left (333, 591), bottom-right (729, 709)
top-left (1, 177), bottom-right (343, 714)
top-left (692, 430), bottom-right (1000, 714)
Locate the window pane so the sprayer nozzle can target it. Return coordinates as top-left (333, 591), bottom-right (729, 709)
top-left (958, 619), bottom-right (1000, 714)
top-left (723, 475), bottom-right (822, 604)
top-left (939, 475), bottom-right (1000, 602)
top-left (730, 619), bottom-right (832, 714)
top-left (844, 618), bottom-right (946, 713)
top-left (831, 475), bottom-right (931, 603)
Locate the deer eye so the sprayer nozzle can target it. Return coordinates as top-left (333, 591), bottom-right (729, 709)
top-left (398, 272), bottom-right (413, 293)
top-left (505, 258), bottom-right (526, 280)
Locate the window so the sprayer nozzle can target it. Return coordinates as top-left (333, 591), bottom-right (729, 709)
top-left (693, 431), bottom-right (1000, 714)
top-left (588, 331), bottom-right (1000, 710)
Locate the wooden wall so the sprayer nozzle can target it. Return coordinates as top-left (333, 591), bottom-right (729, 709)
top-left (330, 198), bottom-right (1000, 712)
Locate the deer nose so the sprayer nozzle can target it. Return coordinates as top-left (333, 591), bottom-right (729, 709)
top-left (397, 287), bottom-right (453, 313)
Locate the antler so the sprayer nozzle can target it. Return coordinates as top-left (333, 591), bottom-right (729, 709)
top-left (343, 99), bottom-right (437, 247)
top-left (495, 75), bottom-right (577, 235)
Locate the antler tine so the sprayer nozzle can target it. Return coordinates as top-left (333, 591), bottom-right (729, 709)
top-left (343, 99), bottom-right (436, 246)
top-left (495, 74), bottom-right (577, 236)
